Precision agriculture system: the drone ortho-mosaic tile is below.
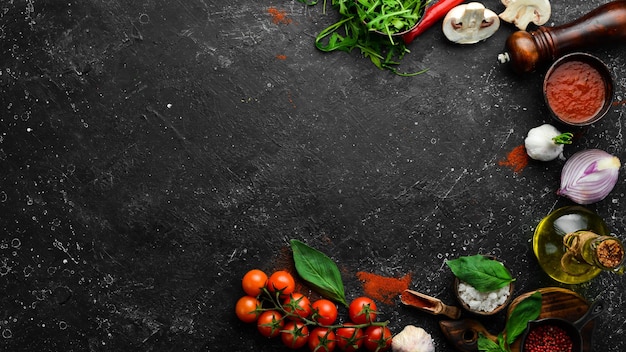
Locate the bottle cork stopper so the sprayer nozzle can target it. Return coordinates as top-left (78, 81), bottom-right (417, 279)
top-left (596, 239), bottom-right (624, 269)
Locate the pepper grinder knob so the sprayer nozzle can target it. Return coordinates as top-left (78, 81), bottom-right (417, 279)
top-left (499, 0), bottom-right (626, 74)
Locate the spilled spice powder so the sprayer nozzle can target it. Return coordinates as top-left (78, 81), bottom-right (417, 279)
top-left (268, 7), bottom-right (292, 25)
top-left (356, 272), bottom-right (412, 305)
top-left (499, 144), bottom-right (529, 173)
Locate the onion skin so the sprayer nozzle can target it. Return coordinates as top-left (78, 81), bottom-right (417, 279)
top-left (558, 149), bottom-right (621, 204)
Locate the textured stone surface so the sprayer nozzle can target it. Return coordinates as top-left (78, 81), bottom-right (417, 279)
top-left (1, 0), bottom-right (625, 351)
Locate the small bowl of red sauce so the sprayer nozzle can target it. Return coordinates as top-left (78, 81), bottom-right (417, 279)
top-left (543, 52), bottom-right (614, 126)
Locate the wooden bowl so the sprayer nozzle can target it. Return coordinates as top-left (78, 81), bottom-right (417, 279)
top-left (453, 256), bottom-right (514, 316)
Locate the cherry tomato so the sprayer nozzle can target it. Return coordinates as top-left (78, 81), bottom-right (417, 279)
top-left (283, 292), bottom-right (312, 320)
top-left (267, 270), bottom-right (296, 298)
top-left (348, 297), bottom-right (377, 324)
top-left (235, 296), bottom-right (260, 323)
top-left (242, 269), bottom-right (268, 297)
top-left (364, 326), bottom-right (392, 352)
top-left (335, 323), bottom-right (363, 352)
top-left (308, 327), bottom-right (336, 352)
top-left (311, 299), bottom-right (338, 326)
top-left (281, 321), bottom-right (309, 349)
top-left (257, 310), bottom-right (284, 338)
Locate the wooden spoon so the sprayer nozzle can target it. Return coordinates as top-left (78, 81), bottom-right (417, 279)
top-left (400, 289), bottom-right (461, 319)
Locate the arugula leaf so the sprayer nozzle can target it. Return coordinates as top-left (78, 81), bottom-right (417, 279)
top-left (290, 239), bottom-right (347, 306)
top-left (314, 0), bottom-right (427, 76)
top-left (505, 291), bottom-right (542, 345)
top-left (446, 255), bottom-right (515, 292)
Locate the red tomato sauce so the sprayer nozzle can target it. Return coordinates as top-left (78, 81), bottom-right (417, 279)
top-left (545, 60), bottom-right (606, 124)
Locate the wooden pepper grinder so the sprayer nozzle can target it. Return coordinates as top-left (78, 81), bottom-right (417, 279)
top-left (498, 0), bottom-right (626, 74)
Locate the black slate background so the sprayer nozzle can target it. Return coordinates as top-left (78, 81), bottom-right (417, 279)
top-left (1, 0), bottom-right (625, 351)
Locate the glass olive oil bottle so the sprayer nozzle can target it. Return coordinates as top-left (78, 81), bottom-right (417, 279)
top-left (533, 206), bottom-right (625, 284)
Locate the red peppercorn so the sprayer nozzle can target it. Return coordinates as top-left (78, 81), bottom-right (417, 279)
top-left (523, 324), bottom-right (573, 352)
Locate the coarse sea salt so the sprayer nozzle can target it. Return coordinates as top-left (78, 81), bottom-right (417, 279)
top-left (457, 281), bottom-right (510, 312)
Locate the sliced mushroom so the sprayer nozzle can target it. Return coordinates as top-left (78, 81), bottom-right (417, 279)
top-left (442, 2), bottom-right (500, 44)
top-left (499, 0), bottom-right (551, 30)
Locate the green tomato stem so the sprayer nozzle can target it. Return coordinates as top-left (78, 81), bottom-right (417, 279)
top-left (258, 287), bottom-right (389, 331)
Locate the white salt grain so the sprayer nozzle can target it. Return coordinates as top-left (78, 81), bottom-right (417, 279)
top-left (458, 281), bottom-right (510, 313)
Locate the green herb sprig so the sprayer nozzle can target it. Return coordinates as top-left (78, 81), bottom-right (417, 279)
top-left (477, 291), bottom-right (543, 351)
top-left (356, 0), bottom-right (425, 42)
top-left (314, 0), bottom-right (428, 76)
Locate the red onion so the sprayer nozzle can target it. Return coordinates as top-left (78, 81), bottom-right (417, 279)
top-left (557, 149), bottom-right (621, 204)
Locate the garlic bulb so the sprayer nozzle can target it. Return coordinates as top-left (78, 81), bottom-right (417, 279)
top-left (558, 149), bottom-right (621, 204)
top-left (391, 325), bottom-right (435, 352)
top-left (524, 124), bottom-right (572, 161)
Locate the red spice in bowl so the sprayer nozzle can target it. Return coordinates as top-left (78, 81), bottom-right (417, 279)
top-left (522, 324), bottom-right (574, 352)
top-left (543, 53), bottom-right (613, 126)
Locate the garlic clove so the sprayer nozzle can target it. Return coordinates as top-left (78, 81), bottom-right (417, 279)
top-left (391, 325), bottom-right (435, 352)
top-left (524, 124), bottom-right (570, 161)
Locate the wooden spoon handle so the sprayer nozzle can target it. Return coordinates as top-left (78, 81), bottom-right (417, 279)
top-left (401, 289), bottom-right (461, 319)
top-left (439, 301), bottom-right (462, 320)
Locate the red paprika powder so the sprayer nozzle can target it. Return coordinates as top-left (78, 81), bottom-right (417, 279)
top-left (545, 60), bottom-right (606, 125)
top-left (499, 144), bottom-right (528, 174)
top-left (356, 271), bottom-right (411, 305)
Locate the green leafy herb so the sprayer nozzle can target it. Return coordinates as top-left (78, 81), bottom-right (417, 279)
top-left (476, 292), bottom-right (542, 352)
top-left (290, 239), bottom-right (347, 306)
top-left (314, 0), bottom-right (428, 76)
top-left (356, 0), bottom-right (426, 42)
top-left (505, 291), bottom-right (542, 345)
top-left (477, 334), bottom-right (504, 352)
top-left (446, 255), bottom-right (515, 292)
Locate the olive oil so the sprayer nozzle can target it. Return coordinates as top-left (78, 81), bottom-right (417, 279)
top-left (532, 206), bottom-right (623, 284)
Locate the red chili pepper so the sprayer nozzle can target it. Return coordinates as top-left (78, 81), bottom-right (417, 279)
top-left (402, 0), bottom-right (467, 44)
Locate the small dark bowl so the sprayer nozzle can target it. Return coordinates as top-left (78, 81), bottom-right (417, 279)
top-left (543, 52), bottom-right (614, 127)
top-left (519, 299), bottom-right (604, 352)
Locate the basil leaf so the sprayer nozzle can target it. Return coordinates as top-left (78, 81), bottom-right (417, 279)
top-left (477, 334), bottom-right (505, 352)
top-left (497, 333), bottom-right (507, 351)
top-left (290, 239), bottom-right (347, 306)
top-left (446, 255), bottom-right (514, 292)
top-left (505, 291), bottom-right (542, 345)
